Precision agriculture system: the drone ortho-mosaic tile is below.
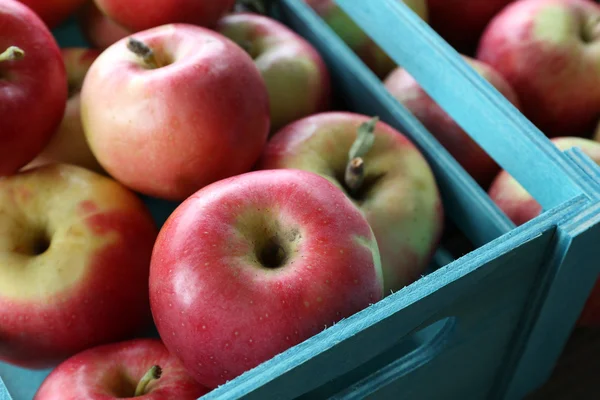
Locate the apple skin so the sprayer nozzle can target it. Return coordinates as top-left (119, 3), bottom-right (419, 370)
top-left (17, 0), bottom-right (87, 29)
top-left (80, 23), bottom-right (271, 201)
top-left (0, 0), bottom-right (68, 177)
top-left (384, 55), bottom-right (521, 187)
top-left (0, 163), bottom-right (159, 368)
top-left (427, 0), bottom-right (515, 55)
top-left (24, 48), bottom-right (104, 174)
top-left (34, 338), bottom-right (211, 399)
top-left (256, 112), bottom-right (444, 296)
top-left (304, 0), bottom-right (428, 79)
top-left (94, 0), bottom-right (236, 32)
top-left (77, 1), bottom-right (131, 50)
top-left (476, 0), bottom-right (600, 138)
top-left (149, 169), bottom-right (383, 388)
top-left (488, 137), bottom-right (600, 327)
top-left (216, 13), bottom-right (331, 133)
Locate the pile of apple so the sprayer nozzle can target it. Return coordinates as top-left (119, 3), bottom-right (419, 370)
top-left (309, 0), bottom-right (600, 327)
top-left (0, 0), bottom-right (447, 398)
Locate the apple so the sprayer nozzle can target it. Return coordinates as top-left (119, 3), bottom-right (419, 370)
top-left (34, 338), bottom-right (210, 399)
top-left (77, 1), bottom-right (131, 50)
top-left (24, 48), bottom-right (105, 174)
top-left (255, 112), bottom-right (444, 296)
top-left (94, 0), bottom-right (237, 32)
top-left (384, 55), bottom-right (521, 187)
top-left (216, 13), bottom-right (331, 133)
top-left (427, 0), bottom-right (515, 55)
top-left (80, 23), bottom-right (270, 201)
top-left (0, 163), bottom-right (158, 368)
top-left (0, 0), bottom-right (67, 177)
top-left (17, 0), bottom-right (87, 29)
top-left (476, 0), bottom-right (600, 138)
top-left (488, 136), bottom-right (600, 326)
top-left (149, 168), bottom-right (384, 388)
top-left (304, 0), bottom-right (428, 79)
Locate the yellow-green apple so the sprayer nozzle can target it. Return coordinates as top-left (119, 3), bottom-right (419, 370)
top-left (304, 0), bottom-right (428, 79)
top-left (24, 48), bottom-right (104, 174)
top-left (77, 1), bottom-right (131, 50)
top-left (149, 169), bottom-right (383, 388)
top-left (0, 0), bottom-right (67, 176)
top-left (427, 0), bottom-right (514, 55)
top-left (34, 338), bottom-right (210, 399)
top-left (488, 137), bottom-right (600, 327)
top-left (80, 23), bottom-right (270, 201)
top-left (216, 13), bottom-right (331, 133)
top-left (0, 163), bottom-right (158, 368)
top-left (384, 55), bottom-right (521, 188)
top-left (18, 0), bottom-right (87, 29)
top-left (476, 0), bottom-right (600, 138)
top-left (94, 0), bottom-right (236, 32)
top-left (255, 112), bottom-right (444, 296)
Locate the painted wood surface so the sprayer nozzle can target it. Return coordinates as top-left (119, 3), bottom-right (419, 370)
top-left (0, 379), bottom-right (11, 400)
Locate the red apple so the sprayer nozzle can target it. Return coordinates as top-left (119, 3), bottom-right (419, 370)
top-left (77, 1), bottom-right (131, 50)
top-left (488, 136), bottom-right (600, 326)
top-left (24, 48), bottom-right (104, 174)
top-left (18, 0), bottom-right (87, 29)
top-left (304, 0), bottom-right (428, 79)
top-left (384, 55), bottom-right (521, 187)
top-left (80, 23), bottom-right (270, 201)
top-left (0, 163), bottom-right (158, 368)
top-left (476, 0), bottom-right (600, 138)
top-left (94, 0), bottom-right (237, 32)
top-left (427, 0), bottom-right (515, 55)
top-left (0, 0), bottom-right (67, 176)
top-left (149, 169), bottom-right (383, 388)
top-left (216, 13), bottom-right (331, 133)
top-left (34, 338), bottom-right (210, 399)
top-left (256, 112), bottom-right (444, 296)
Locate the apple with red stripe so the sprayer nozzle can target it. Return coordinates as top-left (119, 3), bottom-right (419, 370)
top-left (18, 0), bottom-right (87, 29)
top-left (216, 12), bottom-right (331, 133)
top-left (149, 169), bottom-right (383, 388)
top-left (34, 339), bottom-right (210, 400)
top-left (77, 1), bottom-right (131, 50)
top-left (488, 137), bottom-right (600, 327)
top-left (0, 0), bottom-right (67, 177)
top-left (0, 164), bottom-right (158, 368)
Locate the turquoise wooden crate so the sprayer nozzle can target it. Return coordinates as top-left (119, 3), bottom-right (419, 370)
top-left (2, 0), bottom-right (600, 399)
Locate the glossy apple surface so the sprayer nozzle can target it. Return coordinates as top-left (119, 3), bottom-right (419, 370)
top-left (77, 1), bottom-right (131, 49)
top-left (0, 164), bottom-right (158, 368)
top-left (24, 48), bottom-right (104, 174)
top-left (95, 0), bottom-right (236, 32)
top-left (80, 23), bottom-right (270, 201)
top-left (427, 0), bottom-right (514, 55)
top-left (34, 338), bottom-right (210, 399)
top-left (18, 0), bottom-right (87, 28)
top-left (384, 55), bottom-right (521, 187)
top-left (476, 0), bottom-right (600, 138)
top-left (488, 137), bottom-right (600, 326)
top-left (256, 112), bottom-right (444, 296)
top-left (149, 169), bottom-right (383, 388)
top-left (0, 0), bottom-right (67, 176)
top-left (217, 12), bottom-right (331, 132)
top-left (304, 0), bottom-right (428, 79)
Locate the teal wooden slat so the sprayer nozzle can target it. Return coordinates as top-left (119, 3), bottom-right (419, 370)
top-left (334, 0), bottom-right (585, 211)
top-left (200, 195), bottom-right (586, 400)
top-left (0, 378), bottom-right (12, 400)
top-left (278, 0), bottom-right (514, 248)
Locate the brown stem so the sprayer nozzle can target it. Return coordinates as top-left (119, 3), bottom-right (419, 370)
top-left (134, 365), bottom-right (162, 396)
top-left (0, 46), bottom-right (25, 63)
top-left (127, 38), bottom-right (160, 69)
top-left (344, 116), bottom-right (379, 192)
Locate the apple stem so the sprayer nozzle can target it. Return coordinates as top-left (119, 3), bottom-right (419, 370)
top-left (234, 0), bottom-right (270, 14)
top-left (344, 116), bottom-right (379, 193)
top-left (134, 365), bottom-right (162, 397)
top-left (583, 16), bottom-right (600, 42)
top-left (127, 38), bottom-right (160, 69)
top-left (0, 46), bottom-right (25, 63)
